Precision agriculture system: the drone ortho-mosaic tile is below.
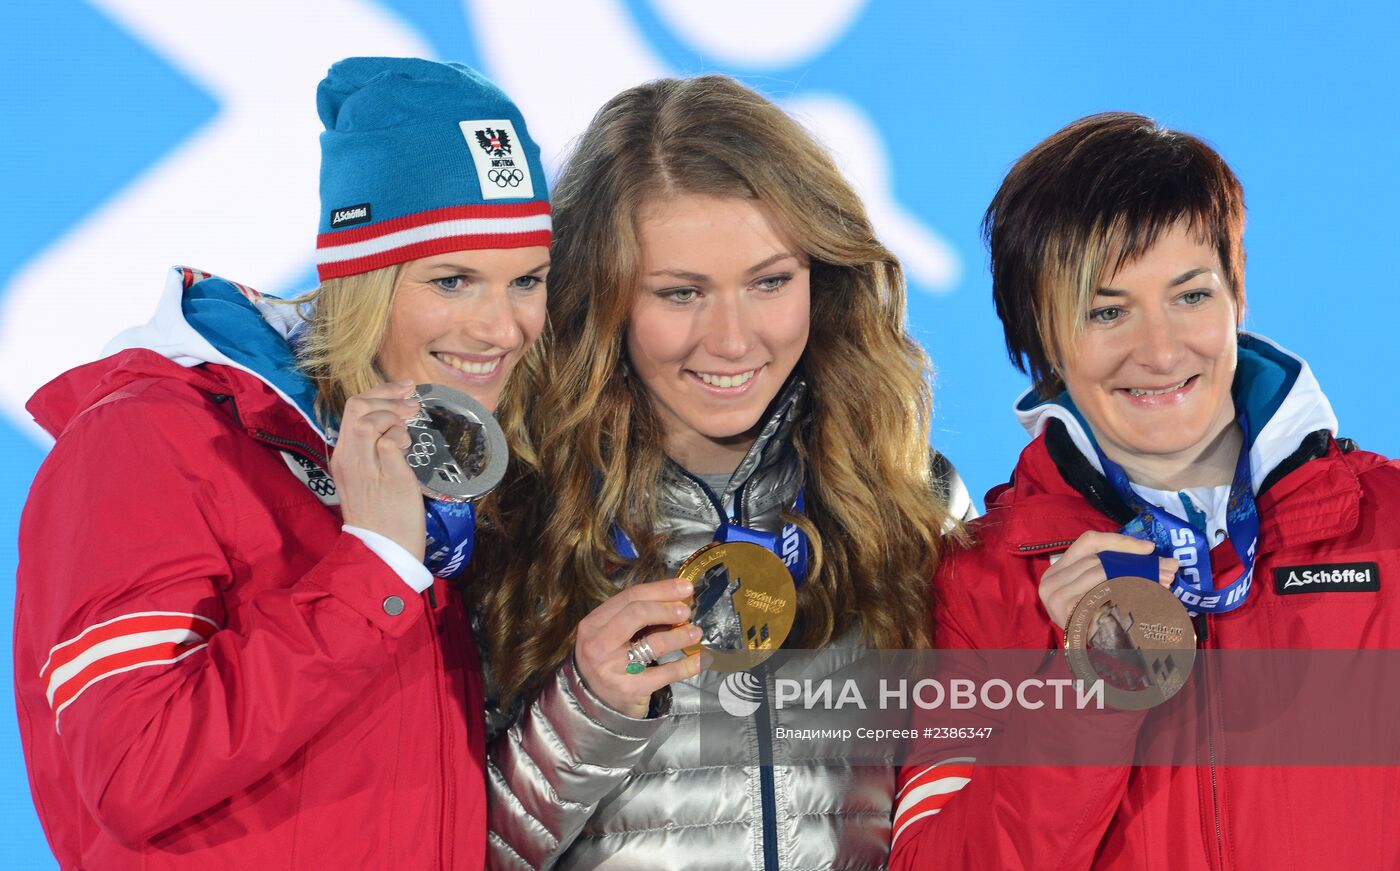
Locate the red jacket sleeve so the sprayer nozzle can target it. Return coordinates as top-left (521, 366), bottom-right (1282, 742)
top-left (890, 540), bottom-right (1147, 871)
top-left (15, 397), bottom-right (426, 845)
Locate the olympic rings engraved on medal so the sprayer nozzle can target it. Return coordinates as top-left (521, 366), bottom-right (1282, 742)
top-left (405, 430), bottom-right (439, 467)
top-left (487, 168), bottom-right (524, 187)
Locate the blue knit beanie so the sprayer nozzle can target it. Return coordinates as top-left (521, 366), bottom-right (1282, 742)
top-left (315, 57), bottom-right (550, 281)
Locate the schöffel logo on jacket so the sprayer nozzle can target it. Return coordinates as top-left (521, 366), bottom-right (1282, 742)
top-left (1274, 562), bottom-right (1379, 594)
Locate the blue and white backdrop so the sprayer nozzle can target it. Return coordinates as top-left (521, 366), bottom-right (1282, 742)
top-left (2, 1), bottom-right (1396, 862)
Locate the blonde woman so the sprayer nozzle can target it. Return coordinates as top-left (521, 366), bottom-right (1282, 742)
top-left (14, 58), bottom-right (549, 869)
top-left (477, 75), bottom-right (973, 870)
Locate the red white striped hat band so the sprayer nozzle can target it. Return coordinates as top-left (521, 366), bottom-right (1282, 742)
top-left (315, 201), bottom-right (552, 282)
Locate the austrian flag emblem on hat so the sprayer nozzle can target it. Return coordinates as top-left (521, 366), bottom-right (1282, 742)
top-left (475, 127), bottom-right (511, 156)
top-left (461, 119), bottom-right (536, 200)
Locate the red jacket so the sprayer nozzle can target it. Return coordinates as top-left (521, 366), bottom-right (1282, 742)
top-left (890, 422), bottom-right (1400, 870)
top-left (14, 349), bottom-right (486, 869)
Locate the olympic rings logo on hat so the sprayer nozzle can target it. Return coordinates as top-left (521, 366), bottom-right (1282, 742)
top-left (488, 168), bottom-right (525, 188)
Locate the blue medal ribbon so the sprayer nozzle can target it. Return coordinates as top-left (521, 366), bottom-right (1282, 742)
top-left (1095, 418), bottom-right (1260, 614)
top-left (423, 499), bottom-right (476, 579)
top-left (613, 488), bottom-right (809, 587)
top-left (1098, 550), bottom-right (1161, 581)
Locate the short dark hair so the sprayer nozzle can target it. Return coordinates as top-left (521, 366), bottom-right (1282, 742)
top-left (985, 112), bottom-right (1246, 397)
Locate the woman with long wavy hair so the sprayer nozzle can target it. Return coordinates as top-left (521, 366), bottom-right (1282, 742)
top-left (475, 75), bottom-right (972, 870)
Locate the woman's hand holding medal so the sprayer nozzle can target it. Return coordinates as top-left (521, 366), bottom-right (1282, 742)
top-left (574, 578), bottom-right (705, 719)
top-left (331, 380), bottom-right (428, 561)
top-left (1038, 532), bottom-right (1177, 629)
top-left (1045, 531), bottom-right (1200, 710)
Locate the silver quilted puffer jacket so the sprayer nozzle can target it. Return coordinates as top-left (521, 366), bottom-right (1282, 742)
top-left (484, 379), bottom-right (974, 870)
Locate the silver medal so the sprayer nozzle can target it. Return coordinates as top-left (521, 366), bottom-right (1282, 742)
top-left (404, 383), bottom-right (508, 502)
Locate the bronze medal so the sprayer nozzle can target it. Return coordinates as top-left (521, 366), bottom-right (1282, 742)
top-left (1064, 575), bottom-right (1197, 710)
top-left (404, 383), bottom-right (508, 502)
top-left (675, 541), bottom-right (797, 673)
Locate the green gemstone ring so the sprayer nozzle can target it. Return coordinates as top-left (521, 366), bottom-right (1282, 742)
top-left (626, 660), bottom-right (646, 675)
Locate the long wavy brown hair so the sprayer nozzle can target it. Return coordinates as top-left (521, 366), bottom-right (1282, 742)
top-left (477, 75), bottom-right (960, 702)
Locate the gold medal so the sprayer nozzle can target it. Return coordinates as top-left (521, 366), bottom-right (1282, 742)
top-left (1064, 575), bottom-right (1197, 710)
top-left (675, 541), bottom-right (797, 673)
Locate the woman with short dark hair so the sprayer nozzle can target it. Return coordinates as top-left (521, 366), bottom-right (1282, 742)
top-left (891, 112), bottom-right (1400, 870)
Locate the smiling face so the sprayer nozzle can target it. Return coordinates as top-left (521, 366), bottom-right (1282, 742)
top-left (627, 194), bottom-right (811, 473)
top-left (376, 247), bottom-right (549, 412)
top-left (1059, 222), bottom-right (1242, 475)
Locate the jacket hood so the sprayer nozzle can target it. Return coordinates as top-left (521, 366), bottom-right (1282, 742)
top-left (26, 349), bottom-right (225, 440)
top-left (29, 267), bottom-right (325, 441)
top-left (1012, 332), bottom-right (1337, 493)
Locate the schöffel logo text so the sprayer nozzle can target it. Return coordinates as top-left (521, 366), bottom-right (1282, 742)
top-left (329, 203), bottom-right (372, 228)
top-left (1274, 562), bottom-right (1379, 594)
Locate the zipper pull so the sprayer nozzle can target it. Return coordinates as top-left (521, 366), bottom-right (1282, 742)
top-left (427, 585), bottom-right (438, 609)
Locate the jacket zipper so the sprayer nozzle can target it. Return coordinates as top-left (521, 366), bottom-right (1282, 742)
top-left (253, 429), bottom-right (329, 466)
top-left (213, 392), bottom-right (331, 468)
top-left (676, 466), bottom-right (729, 520)
top-left (681, 465), bottom-right (781, 869)
top-left (438, 584), bottom-right (456, 870)
top-left (1197, 613), bottom-right (1225, 869)
top-left (1208, 729), bottom-right (1223, 870)
top-left (424, 581), bottom-right (448, 870)
top-left (736, 477), bottom-right (779, 870)
top-left (751, 664), bottom-right (780, 871)
top-left (1016, 539), bottom-right (1077, 554)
